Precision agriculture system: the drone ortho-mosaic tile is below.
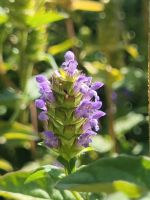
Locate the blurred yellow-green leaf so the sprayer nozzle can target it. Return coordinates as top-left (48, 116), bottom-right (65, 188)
top-left (0, 159), bottom-right (13, 172)
top-left (0, 10), bottom-right (8, 24)
top-left (0, 121), bottom-right (37, 144)
top-left (125, 44), bottom-right (139, 59)
top-left (84, 61), bottom-right (123, 86)
top-left (71, 0), bottom-right (104, 12)
top-left (48, 38), bottom-right (77, 55)
top-left (27, 11), bottom-right (68, 27)
top-left (114, 112), bottom-right (145, 137)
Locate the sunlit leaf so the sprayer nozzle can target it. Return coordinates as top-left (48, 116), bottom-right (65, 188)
top-left (56, 155), bottom-right (150, 198)
top-left (0, 121), bottom-right (34, 135)
top-left (0, 159), bottom-right (13, 172)
top-left (71, 0), bottom-right (104, 12)
top-left (125, 45), bottom-right (139, 59)
top-left (91, 135), bottom-right (113, 153)
top-left (3, 132), bottom-right (37, 141)
top-left (84, 62), bottom-right (123, 85)
top-left (0, 89), bottom-right (21, 107)
top-left (114, 112), bottom-right (144, 137)
top-left (27, 11), bottom-right (68, 27)
top-left (0, 121), bottom-right (36, 144)
top-left (0, 8), bottom-right (8, 24)
top-left (48, 38), bottom-right (77, 55)
top-left (25, 165), bottom-right (64, 184)
top-left (0, 167), bottom-right (75, 200)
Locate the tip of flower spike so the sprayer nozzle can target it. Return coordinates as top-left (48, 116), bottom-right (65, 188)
top-left (36, 75), bottom-right (48, 83)
top-left (64, 51), bottom-right (75, 61)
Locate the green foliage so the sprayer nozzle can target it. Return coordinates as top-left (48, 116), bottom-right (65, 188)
top-left (0, 166), bottom-right (75, 200)
top-left (0, 0), bottom-right (148, 199)
top-left (57, 155), bottom-right (150, 198)
top-left (27, 11), bottom-right (68, 28)
top-left (114, 112), bottom-right (145, 137)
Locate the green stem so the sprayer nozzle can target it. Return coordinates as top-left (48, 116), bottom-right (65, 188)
top-left (148, 0), bottom-right (150, 156)
top-left (105, 86), bottom-right (117, 153)
top-left (71, 191), bottom-right (84, 200)
top-left (10, 30), bottom-right (30, 123)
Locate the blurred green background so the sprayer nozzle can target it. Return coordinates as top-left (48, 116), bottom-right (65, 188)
top-left (0, 0), bottom-right (148, 197)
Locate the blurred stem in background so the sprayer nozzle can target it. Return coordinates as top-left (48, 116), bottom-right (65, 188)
top-left (105, 86), bottom-right (117, 153)
top-left (148, 0), bottom-right (150, 155)
top-left (98, 0), bottom-right (124, 153)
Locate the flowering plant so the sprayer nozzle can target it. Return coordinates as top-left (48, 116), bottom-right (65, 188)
top-left (35, 51), bottom-right (105, 173)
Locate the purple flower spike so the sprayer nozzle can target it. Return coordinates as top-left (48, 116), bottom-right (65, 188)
top-left (91, 82), bottom-right (104, 90)
top-left (77, 130), bottom-right (96, 147)
top-left (38, 111), bottom-right (49, 121)
top-left (36, 75), bottom-right (48, 83)
top-left (43, 131), bottom-right (59, 148)
top-left (35, 99), bottom-right (47, 111)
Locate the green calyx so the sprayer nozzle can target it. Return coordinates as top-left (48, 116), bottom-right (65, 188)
top-left (47, 69), bottom-right (84, 160)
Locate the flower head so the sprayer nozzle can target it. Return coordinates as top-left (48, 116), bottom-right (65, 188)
top-left (35, 51), bottom-right (105, 159)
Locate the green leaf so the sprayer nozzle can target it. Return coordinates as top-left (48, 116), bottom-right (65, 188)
top-left (0, 166), bottom-right (75, 200)
top-left (0, 89), bottom-right (21, 107)
top-left (0, 8), bottom-right (8, 24)
top-left (48, 38), bottom-right (77, 55)
top-left (91, 135), bottom-right (113, 153)
top-left (0, 121), bottom-right (37, 144)
top-left (114, 112), bottom-right (144, 137)
top-left (56, 155), bottom-right (150, 198)
top-left (0, 159), bottom-right (13, 172)
top-left (0, 121), bottom-right (34, 135)
top-left (71, 1), bottom-right (104, 12)
top-left (25, 165), bottom-right (64, 184)
top-left (27, 11), bottom-right (68, 28)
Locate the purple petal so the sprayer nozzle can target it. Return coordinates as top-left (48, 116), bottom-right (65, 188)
top-left (43, 131), bottom-right (59, 148)
top-left (38, 111), bottom-right (49, 121)
top-left (92, 101), bottom-right (102, 110)
top-left (91, 82), bottom-right (104, 90)
top-left (35, 99), bottom-right (47, 111)
top-left (92, 111), bottom-right (106, 119)
top-left (39, 82), bottom-right (51, 94)
top-left (36, 75), bottom-right (48, 83)
top-left (64, 51), bottom-right (75, 61)
top-left (77, 130), bottom-right (96, 147)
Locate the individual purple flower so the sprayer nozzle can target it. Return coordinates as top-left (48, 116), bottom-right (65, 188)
top-left (74, 75), bottom-right (92, 93)
top-left (62, 51), bottom-right (78, 76)
top-left (92, 111), bottom-right (106, 119)
top-left (75, 100), bottom-right (93, 118)
top-left (64, 51), bottom-right (75, 61)
top-left (43, 131), bottom-right (59, 148)
top-left (38, 111), bottom-right (49, 121)
top-left (36, 75), bottom-right (55, 103)
top-left (91, 82), bottom-right (104, 90)
top-left (35, 99), bottom-right (47, 111)
top-left (83, 118), bottom-right (99, 132)
top-left (36, 75), bottom-right (49, 83)
top-left (76, 100), bottom-right (102, 118)
top-left (77, 131), bottom-right (96, 147)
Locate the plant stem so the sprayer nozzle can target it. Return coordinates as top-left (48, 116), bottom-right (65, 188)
top-left (105, 86), bottom-right (117, 153)
top-left (148, 0), bottom-right (150, 156)
top-left (72, 191), bottom-right (84, 200)
top-left (65, 16), bottom-right (78, 57)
